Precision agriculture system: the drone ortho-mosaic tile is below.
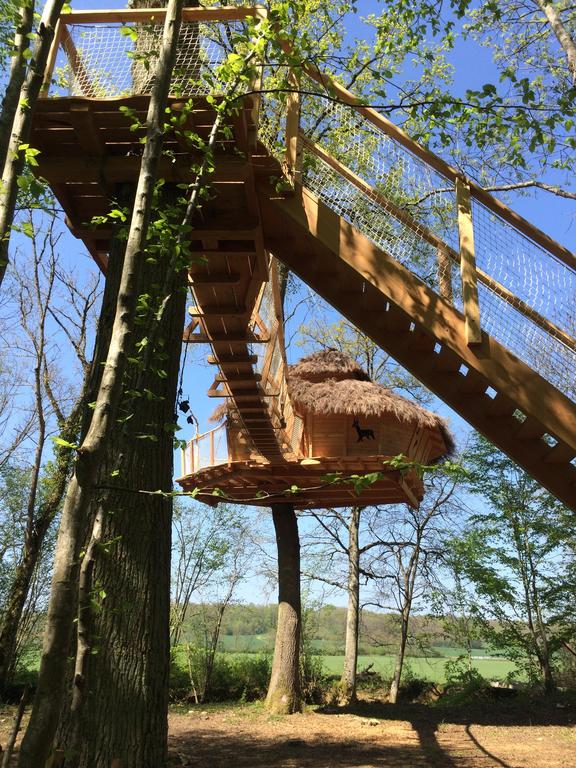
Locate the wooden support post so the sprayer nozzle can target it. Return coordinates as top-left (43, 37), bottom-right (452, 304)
top-left (436, 244), bottom-right (453, 303)
top-left (41, 18), bottom-right (63, 95)
top-left (210, 430), bottom-right (215, 465)
top-left (285, 74), bottom-right (302, 184)
top-left (189, 440), bottom-right (194, 474)
top-left (456, 178), bottom-right (482, 345)
top-left (181, 444), bottom-right (186, 476)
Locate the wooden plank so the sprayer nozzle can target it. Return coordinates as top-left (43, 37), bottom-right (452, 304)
top-left (41, 18), bottom-right (62, 95)
top-left (207, 354), bottom-right (258, 364)
top-left (456, 178), bottom-right (482, 346)
top-left (184, 331), bottom-right (270, 344)
top-left (59, 7), bottom-right (261, 24)
top-left (190, 272), bottom-right (242, 285)
top-left (285, 73), bottom-right (302, 183)
top-left (69, 102), bottom-right (106, 156)
top-left (35, 155), bottom-right (249, 183)
top-left (188, 305), bottom-right (248, 318)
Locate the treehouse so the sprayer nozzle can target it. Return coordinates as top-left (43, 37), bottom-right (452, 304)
top-left (177, 347), bottom-right (454, 509)
top-left (287, 349), bottom-right (453, 466)
top-left (29, 6), bottom-right (576, 512)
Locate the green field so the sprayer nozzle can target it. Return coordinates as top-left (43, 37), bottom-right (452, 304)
top-left (320, 653), bottom-right (518, 683)
top-left (171, 644), bottom-right (519, 685)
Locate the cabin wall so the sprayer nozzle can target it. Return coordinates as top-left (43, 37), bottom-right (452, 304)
top-left (306, 414), bottom-right (418, 458)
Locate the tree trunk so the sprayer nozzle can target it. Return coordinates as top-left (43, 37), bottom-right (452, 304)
top-left (0, 419), bottom-right (80, 695)
top-left (266, 503), bottom-right (302, 714)
top-left (339, 506), bottom-right (361, 703)
top-left (18, 1), bottom-right (184, 762)
top-left (0, 0), bottom-right (66, 287)
top-left (64, 242), bottom-right (185, 767)
top-left (388, 613), bottom-right (409, 704)
top-left (0, 0), bottom-right (35, 173)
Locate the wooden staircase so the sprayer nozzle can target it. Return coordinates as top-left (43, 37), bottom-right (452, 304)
top-left (256, 182), bottom-right (576, 509)
top-left (31, 6), bottom-right (576, 511)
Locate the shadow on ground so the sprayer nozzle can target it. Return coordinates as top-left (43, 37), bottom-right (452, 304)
top-left (167, 697), bottom-right (576, 768)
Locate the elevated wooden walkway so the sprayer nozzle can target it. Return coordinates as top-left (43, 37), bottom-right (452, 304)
top-left (31, 6), bottom-right (576, 510)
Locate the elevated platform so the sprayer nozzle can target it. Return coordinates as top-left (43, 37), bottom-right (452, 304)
top-left (32, 6), bottom-right (576, 510)
top-left (177, 456), bottom-right (423, 509)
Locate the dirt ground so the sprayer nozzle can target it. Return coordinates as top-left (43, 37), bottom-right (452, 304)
top-left (167, 698), bottom-right (576, 768)
top-left (2, 698), bottom-right (575, 767)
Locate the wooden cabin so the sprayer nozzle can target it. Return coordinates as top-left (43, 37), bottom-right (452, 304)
top-left (288, 350), bottom-right (452, 468)
top-left (178, 350), bottom-right (454, 509)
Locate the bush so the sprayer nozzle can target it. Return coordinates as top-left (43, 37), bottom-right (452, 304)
top-left (301, 650), bottom-right (328, 704)
top-left (170, 648), bottom-right (272, 703)
top-left (441, 655), bottom-right (489, 704)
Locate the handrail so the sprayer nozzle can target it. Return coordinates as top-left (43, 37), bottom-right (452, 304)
top-left (281, 43), bottom-right (576, 272)
top-left (302, 137), bottom-right (576, 354)
top-left (41, 6), bottom-right (265, 96)
top-left (181, 423), bottom-right (229, 476)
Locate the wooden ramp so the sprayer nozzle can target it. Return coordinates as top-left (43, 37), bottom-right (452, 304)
top-left (257, 182), bottom-right (576, 509)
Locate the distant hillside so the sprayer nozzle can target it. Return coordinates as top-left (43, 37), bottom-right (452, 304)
top-left (175, 603), bottom-right (486, 655)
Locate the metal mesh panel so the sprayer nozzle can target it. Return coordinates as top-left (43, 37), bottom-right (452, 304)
top-left (51, 20), bottom-right (245, 98)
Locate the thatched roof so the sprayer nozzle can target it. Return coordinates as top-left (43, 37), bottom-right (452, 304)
top-left (287, 348), bottom-right (371, 383)
top-left (288, 349), bottom-right (455, 459)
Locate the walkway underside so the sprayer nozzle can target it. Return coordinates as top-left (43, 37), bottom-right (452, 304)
top-left (178, 456), bottom-right (423, 509)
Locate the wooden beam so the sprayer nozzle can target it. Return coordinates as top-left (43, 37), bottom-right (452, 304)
top-left (285, 73), bottom-right (302, 183)
top-left (188, 305), bottom-right (248, 318)
top-left (69, 102), bottom-right (106, 156)
top-left (59, 7), bottom-right (262, 24)
top-left (207, 354), bottom-right (258, 364)
top-left (191, 272), bottom-right (242, 285)
top-left (184, 331), bottom-right (270, 343)
top-left (456, 178), bottom-right (482, 346)
top-left (41, 18), bottom-right (62, 95)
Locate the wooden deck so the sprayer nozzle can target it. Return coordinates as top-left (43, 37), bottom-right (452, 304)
top-left (177, 456), bottom-right (423, 509)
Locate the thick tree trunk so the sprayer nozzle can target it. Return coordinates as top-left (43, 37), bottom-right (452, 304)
top-left (339, 506), bottom-right (361, 703)
top-left (18, 2), bottom-right (184, 763)
top-left (266, 503), bottom-right (302, 714)
top-left (64, 243), bottom-right (185, 767)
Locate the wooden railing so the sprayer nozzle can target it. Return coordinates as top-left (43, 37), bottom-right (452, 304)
top-left (180, 423), bottom-right (229, 477)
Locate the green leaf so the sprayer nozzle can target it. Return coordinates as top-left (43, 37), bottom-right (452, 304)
top-left (51, 437), bottom-right (78, 450)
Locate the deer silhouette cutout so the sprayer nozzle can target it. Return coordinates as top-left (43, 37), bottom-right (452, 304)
top-left (352, 417), bottom-right (375, 442)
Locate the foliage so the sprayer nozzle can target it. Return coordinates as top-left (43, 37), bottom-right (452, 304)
top-left (446, 433), bottom-right (574, 691)
top-left (171, 646), bottom-right (272, 703)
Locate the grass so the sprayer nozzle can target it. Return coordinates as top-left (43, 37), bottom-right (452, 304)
top-left (169, 646), bottom-right (519, 687)
top-left (321, 654), bottom-right (518, 683)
